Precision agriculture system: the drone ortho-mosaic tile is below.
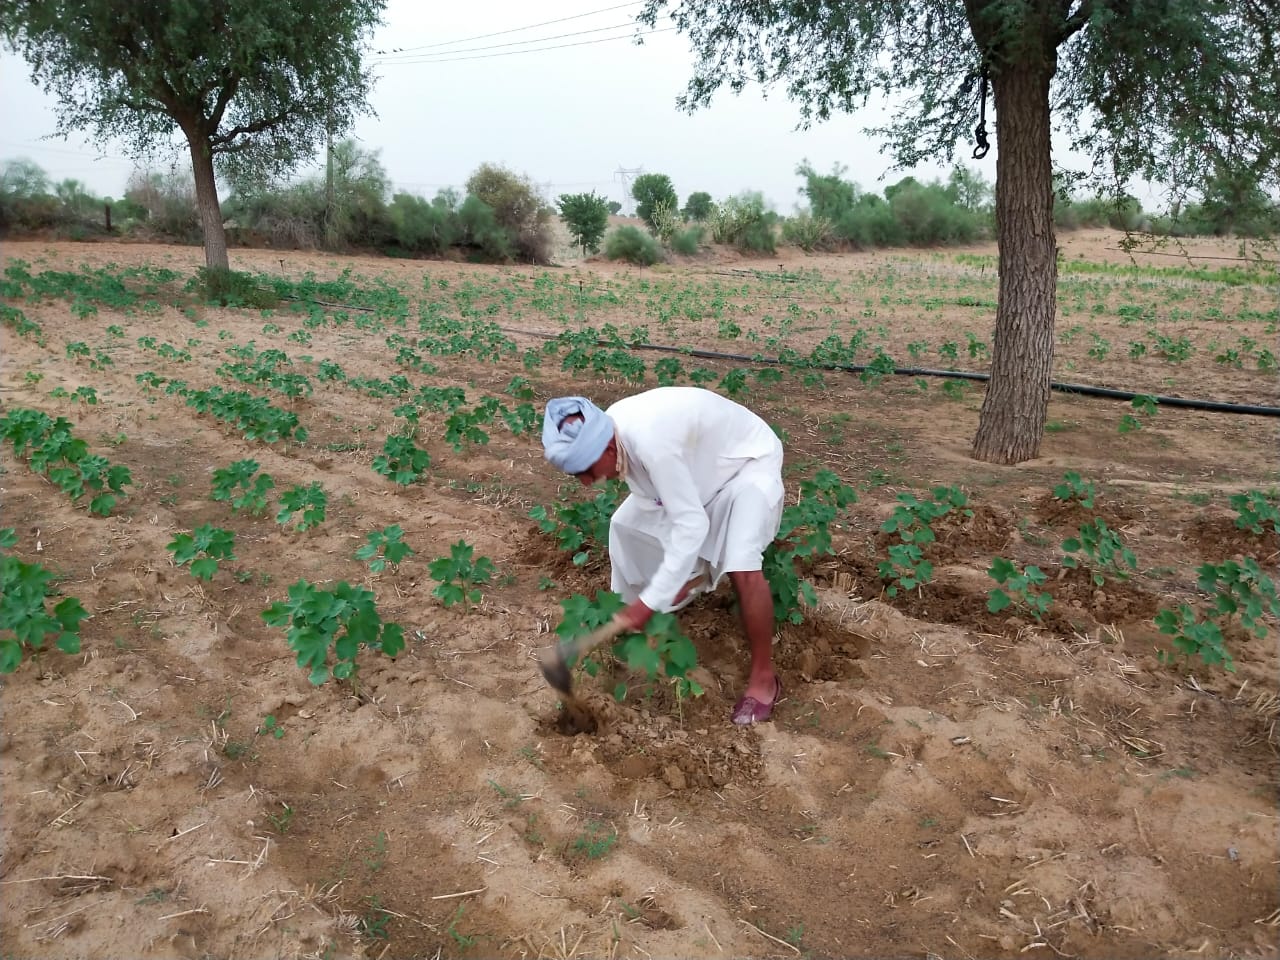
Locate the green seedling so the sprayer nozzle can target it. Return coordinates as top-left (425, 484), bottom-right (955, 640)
top-left (372, 434), bottom-right (430, 485)
top-left (355, 525), bottom-right (414, 572)
top-left (428, 541), bottom-right (495, 610)
top-left (1062, 518), bottom-right (1137, 586)
top-left (987, 557), bottom-right (1052, 620)
top-left (276, 482), bottom-right (327, 531)
top-left (167, 524), bottom-right (236, 581)
top-left (1, 528), bottom-right (90, 673)
top-left (261, 580), bottom-right (405, 685)
top-left (211, 458), bottom-right (275, 515)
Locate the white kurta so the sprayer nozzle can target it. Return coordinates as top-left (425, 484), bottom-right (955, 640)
top-left (605, 387), bottom-right (784, 612)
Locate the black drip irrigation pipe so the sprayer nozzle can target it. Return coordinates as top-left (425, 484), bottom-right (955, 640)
top-left (508, 329), bottom-right (1280, 419)
top-left (279, 296), bottom-right (1280, 419)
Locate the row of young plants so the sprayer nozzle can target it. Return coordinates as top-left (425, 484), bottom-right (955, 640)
top-left (0, 407), bottom-right (133, 515)
top-left (530, 467), bottom-right (1279, 678)
top-left (135, 373), bottom-right (307, 443)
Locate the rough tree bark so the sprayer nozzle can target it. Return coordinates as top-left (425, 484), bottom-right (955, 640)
top-left (184, 128), bottom-right (229, 272)
top-left (970, 57), bottom-right (1059, 464)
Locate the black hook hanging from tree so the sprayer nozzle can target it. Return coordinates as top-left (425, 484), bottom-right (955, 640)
top-left (972, 64), bottom-right (991, 160)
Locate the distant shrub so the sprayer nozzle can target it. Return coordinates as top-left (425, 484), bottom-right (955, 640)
top-left (465, 163), bottom-right (554, 263)
top-left (648, 199), bottom-right (680, 244)
top-left (557, 191), bottom-right (610, 254)
top-left (711, 193), bottom-right (778, 255)
top-left (224, 180), bottom-right (325, 248)
top-left (782, 211), bottom-right (836, 251)
top-left (604, 225), bottom-right (663, 265)
top-left (454, 195), bottom-right (513, 261)
top-left (125, 169), bottom-right (201, 243)
top-left (607, 200), bottom-right (622, 215)
top-left (388, 192), bottom-right (457, 255)
top-left (795, 161), bottom-right (991, 248)
top-left (631, 173), bottom-right (678, 229)
top-left (670, 225), bottom-right (703, 255)
top-left (682, 191), bottom-right (714, 221)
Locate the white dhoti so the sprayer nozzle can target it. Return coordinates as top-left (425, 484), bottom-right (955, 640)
top-left (609, 449), bottom-right (784, 612)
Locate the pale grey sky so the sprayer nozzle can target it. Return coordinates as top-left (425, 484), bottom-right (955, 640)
top-left (0, 0), bottom-right (1113, 212)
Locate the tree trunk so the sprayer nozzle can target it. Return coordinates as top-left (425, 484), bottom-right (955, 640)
top-left (971, 60), bottom-right (1058, 465)
top-left (185, 131), bottom-right (229, 272)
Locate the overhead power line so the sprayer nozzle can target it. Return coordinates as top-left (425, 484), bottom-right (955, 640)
top-left (374, 20), bottom-right (642, 61)
top-left (374, 1), bottom-right (640, 55)
top-left (374, 26), bottom-right (674, 66)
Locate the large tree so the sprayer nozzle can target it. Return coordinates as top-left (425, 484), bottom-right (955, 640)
top-left (639, 0), bottom-right (1279, 464)
top-left (0, 0), bottom-right (385, 273)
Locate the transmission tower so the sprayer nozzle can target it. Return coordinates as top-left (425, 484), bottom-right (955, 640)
top-left (614, 165), bottom-right (643, 215)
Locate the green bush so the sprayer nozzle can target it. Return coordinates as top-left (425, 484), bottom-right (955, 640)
top-left (682, 190), bottom-right (714, 221)
top-left (387, 192), bottom-right (456, 255)
top-left (465, 163), bottom-right (554, 263)
top-left (604, 226), bottom-right (663, 265)
top-left (455, 195), bottom-right (514, 261)
top-left (781, 211), bottom-right (836, 251)
top-left (711, 193), bottom-right (778, 254)
top-left (670, 225), bottom-right (703, 255)
top-left (631, 173), bottom-right (678, 229)
top-left (557, 191), bottom-right (610, 254)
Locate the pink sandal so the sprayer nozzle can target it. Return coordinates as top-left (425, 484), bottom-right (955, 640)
top-left (732, 677), bottom-right (783, 726)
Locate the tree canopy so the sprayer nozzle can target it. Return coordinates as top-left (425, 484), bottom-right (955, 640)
top-left (639, 1), bottom-right (1277, 198)
top-left (1, 0), bottom-right (386, 270)
top-left (640, 0), bottom-right (1279, 463)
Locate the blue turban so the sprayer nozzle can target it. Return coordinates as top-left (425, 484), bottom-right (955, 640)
top-left (542, 396), bottom-right (613, 474)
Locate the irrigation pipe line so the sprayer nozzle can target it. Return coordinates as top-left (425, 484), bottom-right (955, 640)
top-left (277, 296), bottom-right (1280, 418)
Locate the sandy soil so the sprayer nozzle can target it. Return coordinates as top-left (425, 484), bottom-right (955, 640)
top-left (1, 232), bottom-right (1277, 960)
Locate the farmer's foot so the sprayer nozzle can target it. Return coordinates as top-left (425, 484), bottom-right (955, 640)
top-left (732, 673), bottom-right (782, 725)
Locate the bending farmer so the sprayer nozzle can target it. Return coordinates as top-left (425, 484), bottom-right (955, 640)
top-left (541, 386), bottom-right (785, 725)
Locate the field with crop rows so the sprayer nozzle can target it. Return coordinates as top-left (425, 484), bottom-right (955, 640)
top-left (1, 233), bottom-right (1277, 960)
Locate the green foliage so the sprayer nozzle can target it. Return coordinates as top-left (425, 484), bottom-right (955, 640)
top-left (167, 524), bottom-right (236, 582)
top-left (1, 527), bottom-right (89, 673)
top-left (877, 486), bottom-right (972, 597)
top-left (781, 210), bottom-right (837, 251)
top-left (529, 481), bottom-right (623, 567)
top-left (1051, 471), bottom-right (1096, 509)
top-left (443, 396), bottom-right (499, 451)
top-left (1062, 519), bottom-right (1138, 586)
top-left (987, 557), bottom-right (1051, 621)
top-left (181, 385), bottom-right (307, 443)
top-left (259, 714), bottom-right (285, 739)
top-left (428, 540), bottom-right (495, 610)
top-left (355, 525), bottom-right (414, 573)
top-left (211, 458), bottom-right (275, 515)
top-left (709, 192), bottom-right (777, 253)
top-left (557, 191), bottom-right (610, 254)
top-left (372, 434), bottom-right (430, 485)
top-left (1230, 490), bottom-right (1280, 536)
top-left (571, 820), bottom-right (618, 860)
top-left (1154, 604), bottom-right (1231, 671)
top-left (501, 401), bottom-right (540, 436)
top-left (0, 407), bottom-right (132, 515)
top-left (631, 173), bottom-right (678, 228)
top-left (554, 592), bottom-right (702, 699)
top-left (603, 225), bottom-right (663, 266)
top-left (763, 470), bottom-right (858, 623)
top-left (466, 163), bottom-right (554, 263)
top-left (670, 224), bottom-right (703, 255)
top-left (1198, 558), bottom-right (1280, 641)
top-left (1, 0), bottom-right (387, 269)
top-left (682, 190), bottom-right (714, 221)
top-left (261, 580), bottom-right (404, 685)
top-left (275, 482), bottom-right (327, 531)
top-left (1157, 557), bottom-right (1280, 672)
